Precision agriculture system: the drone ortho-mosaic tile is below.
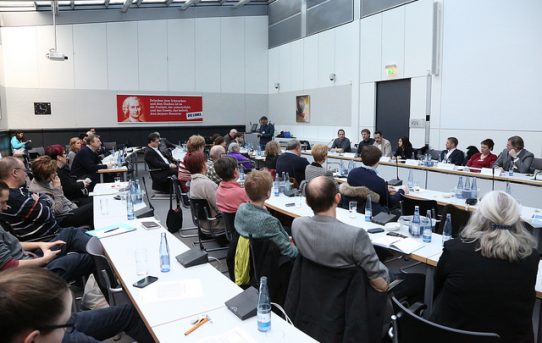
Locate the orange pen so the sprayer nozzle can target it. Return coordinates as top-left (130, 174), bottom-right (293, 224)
top-left (184, 315), bottom-right (210, 336)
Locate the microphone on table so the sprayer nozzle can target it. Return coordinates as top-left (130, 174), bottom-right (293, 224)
top-left (388, 157), bottom-right (403, 186)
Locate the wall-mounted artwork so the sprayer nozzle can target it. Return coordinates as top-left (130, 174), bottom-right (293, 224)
top-left (296, 95), bottom-right (310, 123)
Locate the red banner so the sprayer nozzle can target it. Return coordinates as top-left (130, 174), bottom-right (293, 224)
top-left (116, 95), bottom-right (203, 123)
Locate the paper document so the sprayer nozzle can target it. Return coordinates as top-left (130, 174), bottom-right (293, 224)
top-left (86, 223), bottom-right (136, 238)
top-left (372, 236), bottom-right (424, 254)
top-left (198, 327), bottom-right (257, 343)
top-left (139, 279), bottom-right (204, 303)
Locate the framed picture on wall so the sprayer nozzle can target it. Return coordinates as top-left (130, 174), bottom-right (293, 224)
top-left (296, 95), bottom-right (310, 123)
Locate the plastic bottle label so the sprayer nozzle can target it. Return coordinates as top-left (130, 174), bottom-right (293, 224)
top-left (257, 312), bottom-right (271, 332)
top-left (365, 211), bottom-right (372, 222)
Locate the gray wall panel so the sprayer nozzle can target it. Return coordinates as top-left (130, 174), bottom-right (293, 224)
top-left (361, 0), bottom-right (417, 18)
top-left (269, 14), bottom-right (302, 48)
top-left (307, 0), bottom-right (353, 36)
top-left (268, 0), bottom-right (302, 25)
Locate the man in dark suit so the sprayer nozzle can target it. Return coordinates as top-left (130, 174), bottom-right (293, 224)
top-left (439, 137), bottom-right (464, 165)
top-left (494, 136), bottom-right (535, 174)
top-left (70, 134), bottom-right (111, 186)
top-left (347, 145), bottom-right (407, 209)
top-left (356, 129), bottom-right (375, 156)
top-left (144, 132), bottom-right (178, 193)
top-left (276, 139), bottom-right (309, 185)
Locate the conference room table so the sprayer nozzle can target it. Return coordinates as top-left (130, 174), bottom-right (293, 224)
top-left (92, 183), bottom-right (316, 342)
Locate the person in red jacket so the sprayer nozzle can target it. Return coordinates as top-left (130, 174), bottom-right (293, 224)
top-left (466, 138), bottom-right (497, 170)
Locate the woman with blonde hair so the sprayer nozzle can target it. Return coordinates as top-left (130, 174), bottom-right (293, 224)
top-left (67, 137), bottom-right (82, 169)
top-left (264, 140), bottom-right (281, 170)
top-left (431, 191), bottom-right (538, 343)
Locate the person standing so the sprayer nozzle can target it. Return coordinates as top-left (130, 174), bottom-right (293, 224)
top-left (330, 129), bottom-right (352, 153)
top-left (258, 116), bottom-right (275, 149)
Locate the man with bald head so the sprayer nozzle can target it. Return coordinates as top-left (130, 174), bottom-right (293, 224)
top-left (224, 129), bottom-right (238, 146)
top-left (291, 176), bottom-right (389, 292)
top-left (206, 145), bottom-right (226, 184)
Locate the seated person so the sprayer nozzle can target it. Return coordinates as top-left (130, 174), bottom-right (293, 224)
top-left (178, 135), bottom-right (206, 190)
top-left (206, 145), bottom-right (226, 185)
top-left (143, 132), bottom-right (178, 193)
top-left (348, 146), bottom-right (407, 210)
top-left (275, 139), bottom-right (310, 186)
top-left (227, 143), bottom-right (253, 171)
top-left (430, 191), bottom-right (538, 343)
top-left (0, 157), bottom-right (89, 242)
top-left (373, 131), bottom-right (392, 158)
top-left (70, 134), bottom-right (112, 185)
top-left (439, 137), bottom-right (464, 165)
top-left (304, 144), bottom-right (333, 183)
top-left (234, 170), bottom-right (297, 258)
top-left (264, 140), bottom-right (281, 171)
top-left (0, 267), bottom-right (153, 343)
top-left (185, 151), bottom-right (224, 235)
top-left (0, 181), bottom-right (93, 282)
top-left (466, 139), bottom-right (497, 170)
top-left (66, 137), bottom-right (82, 169)
top-left (29, 156), bottom-right (93, 229)
top-left (393, 136), bottom-right (414, 160)
top-left (494, 135), bottom-right (535, 174)
top-left (45, 144), bottom-right (91, 205)
top-left (10, 130), bottom-right (31, 154)
top-left (356, 129), bottom-right (375, 156)
top-left (330, 129), bottom-right (351, 153)
top-left (215, 157), bottom-right (249, 214)
top-left (292, 176), bottom-right (389, 292)
top-left (28, 156), bottom-right (94, 227)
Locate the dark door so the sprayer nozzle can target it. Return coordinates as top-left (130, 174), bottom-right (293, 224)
top-left (375, 79), bottom-right (411, 153)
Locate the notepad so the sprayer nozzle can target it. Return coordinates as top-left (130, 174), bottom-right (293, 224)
top-left (372, 235), bottom-right (424, 254)
top-left (86, 223), bottom-right (136, 238)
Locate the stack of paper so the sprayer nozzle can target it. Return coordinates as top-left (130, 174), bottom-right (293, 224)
top-left (372, 235), bottom-right (424, 254)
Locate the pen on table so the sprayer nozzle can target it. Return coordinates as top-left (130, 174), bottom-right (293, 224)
top-left (103, 227), bottom-right (120, 233)
top-left (184, 315), bottom-right (210, 336)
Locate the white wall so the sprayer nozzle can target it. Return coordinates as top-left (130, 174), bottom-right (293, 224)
top-left (0, 15), bottom-right (268, 129)
top-left (270, 0), bottom-right (542, 157)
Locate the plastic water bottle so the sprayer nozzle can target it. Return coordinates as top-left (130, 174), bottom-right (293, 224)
top-left (239, 166), bottom-right (245, 182)
top-left (471, 177), bottom-right (478, 199)
top-left (462, 177), bottom-right (471, 199)
top-left (257, 145), bottom-right (262, 156)
top-left (422, 210), bottom-right (432, 243)
top-left (407, 170), bottom-right (414, 190)
top-left (339, 160), bottom-right (345, 176)
top-left (279, 172), bottom-right (285, 193)
top-left (257, 276), bottom-right (271, 332)
top-left (410, 206), bottom-right (421, 238)
top-left (135, 179), bottom-right (142, 203)
top-left (506, 182), bottom-right (512, 195)
top-left (126, 191), bottom-right (135, 220)
top-left (159, 232), bottom-right (170, 272)
top-left (442, 213), bottom-right (452, 244)
top-left (364, 194), bottom-right (372, 222)
top-left (284, 172), bottom-right (291, 192)
top-left (273, 175), bottom-right (279, 196)
top-left (348, 160), bottom-right (355, 173)
top-left (455, 176), bottom-right (464, 199)
top-left (508, 164), bottom-right (514, 176)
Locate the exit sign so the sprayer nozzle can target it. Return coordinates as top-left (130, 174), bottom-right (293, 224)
top-left (385, 64), bottom-right (398, 77)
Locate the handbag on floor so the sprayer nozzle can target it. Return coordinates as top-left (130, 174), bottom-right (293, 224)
top-left (166, 181), bottom-right (182, 233)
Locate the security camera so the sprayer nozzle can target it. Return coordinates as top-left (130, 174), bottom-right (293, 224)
top-left (274, 82), bottom-right (280, 90)
top-left (329, 73), bottom-right (336, 82)
top-left (46, 49), bottom-right (68, 61)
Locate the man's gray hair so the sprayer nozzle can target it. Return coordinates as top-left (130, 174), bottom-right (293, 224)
top-left (210, 145), bottom-right (225, 160)
top-left (228, 142), bottom-right (240, 153)
top-left (286, 139), bottom-right (301, 151)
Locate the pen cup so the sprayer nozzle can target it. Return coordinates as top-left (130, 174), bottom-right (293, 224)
top-left (135, 249), bottom-right (148, 276)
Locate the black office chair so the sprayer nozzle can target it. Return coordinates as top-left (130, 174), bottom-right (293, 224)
top-left (532, 157), bottom-right (542, 172)
top-left (170, 177), bottom-right (198, 238)
top-left (85, 237), bottom-right (129, 306)
top-left (400, 194), bottom-right (438, 217)
top-left (436, 204), bottom-right (471, 238)
top-left (189, 198), bottom-right (228, 254)
top-left (389, 297), bottom-right (501, 343)
top-left (222, 212), bottom-right (239, 281)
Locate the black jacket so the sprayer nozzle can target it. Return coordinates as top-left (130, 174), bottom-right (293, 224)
top-left (440, 149), bottom-right (465, 166)
top-left (144, 147), bottom-right (176, 192)
top-left (285, 255), bottom-right (387, 343)
top-left (70, 146), bottom-right (106, 183)
top-left (57, 165), bottom-right (88, 201)
top-left (275, 152), bottom-right (309, 185)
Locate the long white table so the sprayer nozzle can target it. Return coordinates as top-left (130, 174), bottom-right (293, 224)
top-left (92, 183), bottom-right (316, 342)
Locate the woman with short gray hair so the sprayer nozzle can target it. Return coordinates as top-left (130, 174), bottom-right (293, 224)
top-left (227, 142), bottom-right (253, 171)
top-left (430, 191), bottom-right (538, 343)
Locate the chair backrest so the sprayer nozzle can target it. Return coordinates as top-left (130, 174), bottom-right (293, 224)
top-left (436, 204), bottom-right (472, 238)
top-left (532, 157), bottom-right (542, 171)
top-left (400, 194), bottom-right (438, 217)
top-left (85, 236), bottom-right (121, 304)
top-left (285, 254), bottom-right (387, 342)
top-left (390, 297), bottom-right (501, 343)
top-left (136, 176), bottom-right (155, 219)
top-left (221, 212), bottom-right (236, 242)
top-left (430, 149), bottom-right (442, 160)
